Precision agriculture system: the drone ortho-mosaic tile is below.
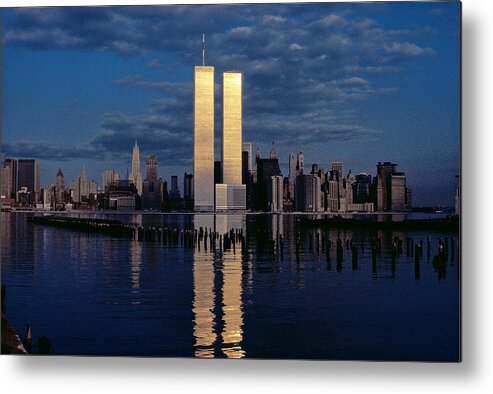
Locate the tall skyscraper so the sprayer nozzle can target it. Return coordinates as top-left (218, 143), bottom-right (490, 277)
top-left (331, 161), bottom-right (345, 208)
top-left (242, 150), bottom-right (253, 209)
top-left (288, 153), bottom-right (297, 179)
top-left (2, 159), bottom-right (17, 198)
top-left (296, 152), bottom-right (304, 176)
top-left (255, 157), bottom-right (282, 211)
top-left (253, 148), bottom-right (261, 184)
top-left (70, 165), bottom-right (97, 204)
top-left (374, 162), bottom-right (410, 212)
top-left (242, 142), bottom-right (252, 173)
top-left (354, 173), bottom-right (372, 203)
top-left (0, 167), bottom-right (12, 200)
top-left (269, 141), bottom-right (277, 160)
top-left (222, 71), bottom-right (243, 185)
top-left (267, 175), bottom-right (284, 213)
top-left (215, 71), bottom-right (246, 211)
top-left (102, 170), bottom-right (120, 191)
top-left (295, 174), bottom-right (321, 212)
top-left (130, 141), bottom-right (143, 196)
top-left (184, 172), bottom-right (194, 201)
top-left (327, 173), bottom-right (339, 212)
top-left (389, 172), bottom-right (407, 212)
top-left (194, 66), bottom-right (215, 211)
top-left (55, 168), bottom-right (65, 204)
top-left (288, 153), bottom-right (297, 202)
top-left (18, 159), bottom-right (40, 201)
top-left (170, 175), bottom-right (180, 200)
top-left (375, 162), bottom-right (396, 212)
top-left (145, 155), bottom-right (158, 182)
top-left (331, 161), bottom-right (343, 177)
top-left (142, 156), bottom-right (162, 210)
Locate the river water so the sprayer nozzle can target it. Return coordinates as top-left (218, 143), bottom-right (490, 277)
top-left (0, 212), bottom-right (460, 360)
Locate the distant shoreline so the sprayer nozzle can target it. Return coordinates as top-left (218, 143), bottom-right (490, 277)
top-left (3, 208), bottom-right (451, 218)
top-left (297, 215), bottom-right (459, 232)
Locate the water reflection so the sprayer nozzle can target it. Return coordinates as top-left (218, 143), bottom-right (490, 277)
top-left (129, 241), bottom-right (142, 290)
top-left (216, 214), bottom-right (245, 358)
top-left (192, 214), bottom-right (246, 358)
top-left (1, 212), bottom-right (460, 359)
top-left (192, 214), bottom-right (217, 358)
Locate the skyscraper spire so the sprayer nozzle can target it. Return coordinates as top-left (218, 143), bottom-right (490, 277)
top-left (131, 141), bottom-right (143, 196)
top-left (269, 141), bottom-right (277, 159)
top-left (202, 34), bottom-right (205, 66)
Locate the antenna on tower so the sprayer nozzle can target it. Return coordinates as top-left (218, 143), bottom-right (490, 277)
top-left (202, 34), bottom-right (205, 66)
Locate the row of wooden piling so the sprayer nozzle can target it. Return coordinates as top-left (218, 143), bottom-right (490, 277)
top-left (30, 216), bottom-right (458, 267)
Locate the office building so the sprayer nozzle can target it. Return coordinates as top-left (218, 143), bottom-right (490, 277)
top-left (1, 162), bottom-right (14, 200)
top-left (102, 170), bottom-right (120, 191)
top-left (242, 142), bottom-right (252, 173)
top-left (374, 162), bottom-right (410, 212)
top-left (375, 162), bottom-right (397, 212)
top-left (332, 162), bottom-right (343, 177)
top-left (267, 175), bottom-right (283, 213)
top-left (222, 72), bottom-right (243, 185)
top-left (242, 151), bottom-right (253, 209)
top-left (194, 66), bottom-right (215, 211)
top-left (215, 184), bottom-right (246, 211)
top-left (170, 175), bottom-right (181, 200)
top-left (55, 169), bottom-right (65, 205)
top-left (242, 151), bottom-right (250, 185)
top-left (354, 173), bottom-right (372, 203)
top-left (287, 153), bottom-right (297, 202)
top-left (327, 172), bottom-right (339, 212)
top-left (130, 141), bottom-right (143, 196)
top-left (295, 174), bottom-right (321, 212)
top-left (255, 157), bottom-right (282, 211)
top-left (105, 180), bottom-right (137, 211)
top-left (253, 148), bottom-right (260, 184)
top-left (70, 165), bottom-right (97, 204)
top-left (18, 159), bottom-right (40, 201)
top-left (145, 155), bottom-right (158, 182)
top-left (215, 71), bottom-right (246, 211)
top-left (184, 172), bottom-right (194, 201)
top-left (2, 159), bottom-right (17, 199)
top-left (0, 167), bottom-right (12, 200)
top-left (42, 187), bottom-right (54, 210)
top-left (142, 156), bottom-right (162, 210)
top-left (296, 152), bottom-right (304, 176)
top-left (389, 172), bottom-right (407, 212)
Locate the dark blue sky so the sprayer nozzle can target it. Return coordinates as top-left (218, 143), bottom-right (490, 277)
top-left (1, 2), bottom-right (460, 206)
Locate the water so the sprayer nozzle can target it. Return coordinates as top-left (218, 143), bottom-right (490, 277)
top-left (1, 212), bottom-right (460, 360)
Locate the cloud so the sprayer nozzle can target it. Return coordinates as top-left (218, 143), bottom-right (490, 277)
top-left (3, 141), bottom-right (101, 161)
top-left (2, 3), bottom-right (440, 168)
top-left (113, 75), bottom-right (191, 92)
top-left (148, 58), bottom-right (164, 69)
top-left (384, 42), bottom-right (436, 58)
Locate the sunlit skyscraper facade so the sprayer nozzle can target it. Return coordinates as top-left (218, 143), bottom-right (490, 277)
top-left (222, 72), bottom-right (242, 185)
top-left (194, 66), bottom-right (215, 211)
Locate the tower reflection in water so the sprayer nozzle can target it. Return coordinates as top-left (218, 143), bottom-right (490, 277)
top-left (192, 214), bottom-right (245, 358)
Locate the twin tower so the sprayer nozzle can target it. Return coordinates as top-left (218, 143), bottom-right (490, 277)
top-left (193, 65), bottom-right (246, 212)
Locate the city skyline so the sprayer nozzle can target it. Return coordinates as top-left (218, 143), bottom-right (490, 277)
top-left (1, 2), bottom-right (460, 206)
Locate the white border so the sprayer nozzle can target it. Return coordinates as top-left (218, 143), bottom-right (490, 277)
top-left (2, 0), bottom-right (493, 393)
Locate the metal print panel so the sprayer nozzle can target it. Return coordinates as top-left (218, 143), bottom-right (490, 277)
top-left (0, 1), bottom-right (461, 361)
